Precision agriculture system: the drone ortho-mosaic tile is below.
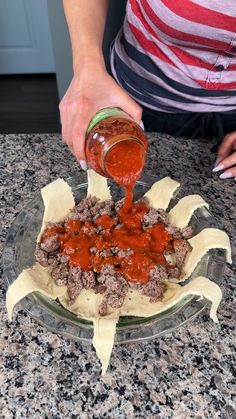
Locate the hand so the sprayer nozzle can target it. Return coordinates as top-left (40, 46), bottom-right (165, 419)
top-left (59, 60), bottom-right (142, 164)
top-left (213, 131), bottom-right (236, 179)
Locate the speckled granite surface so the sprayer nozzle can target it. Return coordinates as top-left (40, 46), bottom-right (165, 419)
top-left (0, 133), bottom-right (235, 419)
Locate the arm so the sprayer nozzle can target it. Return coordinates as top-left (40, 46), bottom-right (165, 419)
top-left (60, 0), bottom-right (142, 163)
top-left (63, 0), bottom-right (108, 74)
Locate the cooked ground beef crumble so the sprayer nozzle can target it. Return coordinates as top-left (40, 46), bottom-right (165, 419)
top-left (35, 196), bottom-right (193, 316)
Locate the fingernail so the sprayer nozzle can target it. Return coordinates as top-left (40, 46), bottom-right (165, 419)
top-left (212, 164), bottom-right (224, 172)
top-left (214, 157), bottom-right (221, 166)
top-left (219, 172), bottom-right (233, 179)
top-left (79, 160), bottom-right (87, 170)
top-left (139, 120), bottom-right (145, 130)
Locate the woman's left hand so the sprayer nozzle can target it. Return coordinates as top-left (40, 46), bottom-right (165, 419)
top-left (213, 131), bottom-right (236, 179)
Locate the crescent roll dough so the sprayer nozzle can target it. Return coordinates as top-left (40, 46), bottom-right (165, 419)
top-left (168, 195), bottom-right (209, 228)
top-left (144, 177), bottom-right (180, 210)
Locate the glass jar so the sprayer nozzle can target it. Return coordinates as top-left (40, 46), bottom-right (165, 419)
top-left (85, 107), bottom-right (148, 188)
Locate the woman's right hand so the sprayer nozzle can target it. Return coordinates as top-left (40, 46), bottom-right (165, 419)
top-left (59, 60), bottom-right (142, 166)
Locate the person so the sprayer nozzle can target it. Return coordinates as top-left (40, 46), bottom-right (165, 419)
top-left (59, 0), bottom-right (236, 180)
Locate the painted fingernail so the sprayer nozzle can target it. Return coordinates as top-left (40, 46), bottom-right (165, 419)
top-left (139, 120), bottom-right (145, 130)
top-left (214, 157), bottom-right (221, 166)
top-left (219, 172), bottom-right (233, 179)
top-left (212, 164), bottom-right (224, 172)
top-left (79, 160), bottom-right (87, 170)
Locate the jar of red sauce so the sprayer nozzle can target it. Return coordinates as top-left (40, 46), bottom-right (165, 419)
top-left (85, 107), bottom-right (148, 189)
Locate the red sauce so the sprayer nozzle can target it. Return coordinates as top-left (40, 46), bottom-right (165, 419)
top-left (106, 141), bottom-right (146, 213)
top-left (94, 214), bottom-right (117, 229)
top-left (41, 202), bottom-right (174, 284)
top-left (148, 224), bottom-right (172, 253)
top-left (64, 220), bottom-right (82, 234)
top-left (62, 234), bottom-right (91, 270)
top-left (119, 200), bottom-right (148, 229)
top-left (42, 226), bottom-right (65, 241)
top-left (121, 253), bottom-right (156, 283)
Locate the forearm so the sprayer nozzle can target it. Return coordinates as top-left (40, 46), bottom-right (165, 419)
top-left (63, 0), bottom-right (109, 73)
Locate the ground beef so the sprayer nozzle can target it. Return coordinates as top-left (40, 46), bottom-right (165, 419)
top-left (58, 255), bottom-right (69, 263)
top-left (118, 248), bottom-right (133, 258)
top-left (74, 196), bottom-right (98, 213)
top-left (158, 209), bottom-right (169, 224)
top-left (136, 264), bottom-right (177, 302)
top-left (94, 283), bottom-right (106, 294)
top-left (69, 267), bottom-right (96, 290)
top-left (166, 225), bottom-right (193, 240)
top-left (67, 272), bottom-right (84, 303)
top-left (166, 225), bottom-right (183, 240)
top-left (110, 246), bottom-right (119, 255)
top-left (140, 277), bottom-right (166, 303)
top-left (142, 208), bottom-right (169, 228)
top-left (98, 247), bottom-right (133, 258)
top-left (114, 223), bottom-right (123, 230)
top-left (90, 247), bottom-right (97, 255)
top-left (105, 291), bottom-right (126, 309)
top-left (167, 266), bottom-right (181, 279)
top-left (46, 222), bottom-right (64, 228)
top-left (90, 199), bottom-right (115, 219)
top-left (66, 268), bottom-right (96, 303)
top-left (98, 299), bottom-right (108, 316)
top-left (149, 265), bottom-right (168, 281)
top-left (81, 225), bottom-right (97, 235)
top-left (47, 255), bottom-right (60, 268)
top-left (95, 226), bottom-right (104, 233)
top-left (98, 265), bottom-right (168, 316)
top-left (105, 274), bottom-right (128, 294)
top-left (97, 264), bottom-right (115, 284)
top-left (82, 270), bottom-right (96, 289)
top-left (66, 196), bottom-right (98, 221)
top-left (97, 266), bottom-right (129, 315)
top-left (98, 249), bottom-right (113, 258)
top-left (52, 263), bottom-right (70, 286)
top-left (98, 287), bottom-right (128, 314)
top-left (35, 245), bottom-right (49, 267)
top-left (67, 196), bottom-right (115, 222)
top-left (35, 244), bottom-right (58, 268)
top-left (181, 226), bottom-right (193, 240)
top-left (69, 266), bottom-right (83, 282)
top-left (115, 199), bottom-right (124, 213)
top-left (173, 240), bottom-right (192, 267)
top-left (40, 236), bottom-right (60, 253)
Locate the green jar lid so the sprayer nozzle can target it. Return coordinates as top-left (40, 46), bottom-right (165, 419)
top-left (86, 107), bottom-right (128, 134)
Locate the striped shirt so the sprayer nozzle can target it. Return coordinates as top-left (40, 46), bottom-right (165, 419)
top-left (110, 0), bottom-right (236, 113)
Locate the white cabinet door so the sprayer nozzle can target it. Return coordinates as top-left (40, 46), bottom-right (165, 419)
top-left (0, 0), bottom-right (55, 74)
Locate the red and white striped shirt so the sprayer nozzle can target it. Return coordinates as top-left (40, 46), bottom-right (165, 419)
top-left (111, 0), bottom-right (236, 113)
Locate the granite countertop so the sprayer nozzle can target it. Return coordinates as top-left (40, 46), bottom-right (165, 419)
top-left (0, 133), bottom-right (235, 419)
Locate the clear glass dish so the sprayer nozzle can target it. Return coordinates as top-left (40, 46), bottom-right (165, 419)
top-left (2, 174), bottom-right (226, 344)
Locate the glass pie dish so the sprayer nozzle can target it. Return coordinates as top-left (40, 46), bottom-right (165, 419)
top-left (2, 174), bottom-right (226, 344)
